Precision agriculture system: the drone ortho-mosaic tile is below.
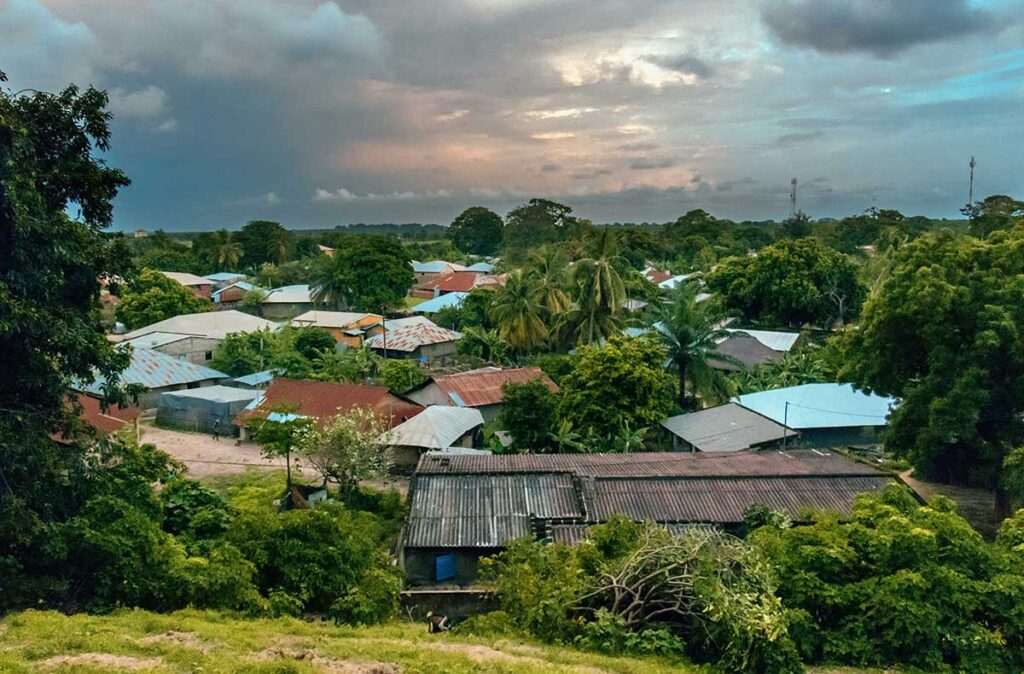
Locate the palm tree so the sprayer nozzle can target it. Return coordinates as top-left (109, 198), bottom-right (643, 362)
top-left (652, 282), bottom-right (738, 410)
top-left (312, 256), bottom-right (350, 310)
top-left (560, 229), bottom-right (626, 347)
top-left (490, 271), bottom-right (548, 351)
top-left (209, 228), bottom-right (243, 269)
top-left (526, 246), bottom-right (571, 316)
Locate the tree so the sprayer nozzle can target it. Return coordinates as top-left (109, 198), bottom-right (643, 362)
top-left (503, 198), bottom-right (582, 261)
top-left (378, 359), bottom-right (425, 392)
top-left (559, 229), bottom-right (626, 347)
top-left (840, 228), bottom-right (1024, 512)
top-left (667, 209), bottom-right (730, 242)
top-left (294, 328), bottom-right (336, 361)
top-left (116, 268), bottom-right (212, 329)
top-left (498, 379), bottom-right (559, 452)
top-left (559, 336), bottom-right (675, 440)
top-left (651, 283), bottom-right (737, 409)
top-left (236, 220), bottom-right (294, 268)
top-left (456, 326), bottom-right (510, 364)
top-left (526, 246), bottom-right (571, 316)
top-left (779, 210), bottom-right (811, 238)
top-left (312, 235), bottom-right (413, 312)
top-left (707, 237), bottom-right (865, 328)
top-left (249, 413), bottom-right (314, 496)
top-left (194, 228), bottom-right (243, 271)
top-left (965, 194), bottom-right (1024, 238)
top-left (296, 407), bottom-right (392, 501)
top-left (490, 271), bottom-right (548, 351)
top-left (448, 206), bottom-right (503, 255)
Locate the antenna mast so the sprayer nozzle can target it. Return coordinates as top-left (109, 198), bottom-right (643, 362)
top-left (967, 156), bottom-right (976, 210)
top-left (789, 177), bottom-right (798, 216)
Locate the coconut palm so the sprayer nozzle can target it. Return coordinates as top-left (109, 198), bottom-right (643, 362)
top-left (312, 256), bottom-right (351, 310)
top-left (208, 228), bottom-right (243, 269)
top-left (651, 281), bottom-right (738, 410)
top-left (559, 229), bottom-right (626, 347)
top-left (526, 246), bottom-right (571, 316)
top-left (490, 271), bottom-right (548, 351)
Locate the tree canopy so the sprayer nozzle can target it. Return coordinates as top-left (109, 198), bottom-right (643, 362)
top-left (312, 235), bottom-right (413, 312)
top-left (502, 198), bottom-right (584, 260)
top-left (116, 268), bottom-right (212, 329)
top-left (448, 206), bottom-right (503, 256)
top-left (236, 220), bottom-right (294, 268)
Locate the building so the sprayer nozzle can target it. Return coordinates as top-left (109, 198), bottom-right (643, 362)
top-left (364, 316), bottom-right (462, 362)
top-left (211, 281), bottom-right (259, 308)
top-left (733, 383), bottom-right (895, 448)
top-left (642, 265), bottom-right (674, 285)
top-left (661, 403), bottom-right (797, 452)
top-left (78, 347), bottom-right (228, 408)
top-left (411, 271), bottom-right (505, 299)
top-left (232, 369), bottom-right (279, 389)
top-left (236, 378), bottom-right (424, 439)
top-left (711, 329), bottom-right (802, 371)
top-left (205, 272), bottom-right (247, 288)
top-left (410, 292), bottom-right (468, 315)
top-left (261, 284), bottom-right (315, 319)
top-left (157, 385), bottom-right (259, 435)
top-left (291, 310), bottom-right (384, 347)
top-left (386, 405), bottom-right (485, 471)
top-left (411, 260), bottom-right (466, 283)
top-left (465, 262), bottom-right (496, 273)
top-left (406, 366), bottom-right (558, 422)
top-left (52, 393), bottom-right (142, 445)
top-left (118, 310), bottom-right (278, 365)
top-left (402, 449), bottom-right (895, 586)
top-left (160, 271), bottom-right (213, 298)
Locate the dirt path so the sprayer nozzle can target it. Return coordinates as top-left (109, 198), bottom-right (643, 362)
top-left (139, 421), bottom-right (284, 478)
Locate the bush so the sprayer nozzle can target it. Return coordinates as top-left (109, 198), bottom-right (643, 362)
top-left (159, 479), bottom-right (232, 540)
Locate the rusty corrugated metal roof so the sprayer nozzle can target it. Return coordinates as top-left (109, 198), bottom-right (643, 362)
top-left (428, 367), bottom-right (558, 408)
top-left (365, 320), bottom-right (462, 352)
top-left (405, 473), bottom-right (581, 548)
top-left (238, 378), bottom-right (423, 428)
top-left (415, 449), bottom-right (883, 478)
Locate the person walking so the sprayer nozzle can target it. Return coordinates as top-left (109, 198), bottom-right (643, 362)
top-left (212, 418), bottom-right (220, 441)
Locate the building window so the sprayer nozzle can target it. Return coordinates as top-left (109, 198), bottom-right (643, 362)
top-left (435, 553), bottom-right (455, 582)
top-left (205, 351), bottom-right (213, 361)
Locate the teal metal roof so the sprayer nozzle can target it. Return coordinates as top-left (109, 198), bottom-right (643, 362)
top-left (465, 262), bottom-right (495, 272)
top-left (206, 272), bottom-right (246, 282)
top-left (212, 281), bottom-right (257, 302)
top-left (733, 383), bottom-right (895, 430)
top-left (412, 291), bottom-right (468, 313)
top-left (233, 369), bottom-right (279, 387)
top-left (80, 347), bottom-right (228, 395)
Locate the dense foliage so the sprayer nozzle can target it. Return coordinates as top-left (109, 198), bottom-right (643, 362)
top-left (313, 235), bottom-right (414, 312)
top-left (116, 268), bottom-right (212, 329)
top-left (448, 206), bottom-right (504, 255)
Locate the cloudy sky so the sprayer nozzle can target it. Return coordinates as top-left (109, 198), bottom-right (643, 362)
top-left (2, 0), bottom-right (1022, 229)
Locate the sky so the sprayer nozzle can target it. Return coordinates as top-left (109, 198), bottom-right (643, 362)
top-left (1, 0), bottom-right (1022, 230)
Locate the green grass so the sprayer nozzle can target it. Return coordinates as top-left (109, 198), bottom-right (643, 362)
top-left (0, 609), bottom-right (705, 673)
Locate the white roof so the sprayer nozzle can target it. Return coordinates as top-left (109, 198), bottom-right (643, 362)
top-left (122, 310), bottom-right (279, 341)
top-left (292, 310), bottom-right (376, 329)
top-left (384, 405), bottom-right (483, 449)
top-left (658, 274), bottom-right (690, 290)
top-left (121, 331), bottom-right (192, 349)
top-left (724, 329), bottom-right (800, 352)
top-left (263, 284), bottom-right (313, 304)
top-left (160, 271), bottom-right (210, 287)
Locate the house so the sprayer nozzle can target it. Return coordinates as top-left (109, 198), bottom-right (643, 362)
top-left (733, 383), bottom-right (895, 448)
top-left (406, 366), bottom-right (558, 422)
top-left (118, 310), bottom-right (278, 365)
top-left (411, 292), bottom-right (468, 315)
top-left (364, 316), bottom-right (462, 362)
top-left (411, 271), bottom-right (506, 299)
top-left (465, 262), bottom-right (495, 273)
top-left (711, 329), bottom-right (801, 371)
top-left (160, 271), bottom-right (213, 298)
top-left (52, 393), bottom-right (142, 445)
top-left (642, 265), bottom-right (674, 285)
top-left (78, 347), bottom-right (228, 408)
top-left (232, 369), bottom-right (280, 390)
top-left (402, 449), bottom-right (895, 586)
top-left (386, 405), bottom-right (485, 471)
top-left (318, 244), bottom-right (334, 257)
top-left (261, 284), bottom-right (315, 319)
top-left (291, 310), bottom-right (384, 347)
top-left (236, 378), bottom-right (424, 439)
top-left (411, 260), bottom-right (466, 283)
top-left (211, 281), bottom-right (259, 307)
top-left (157, 385), bottom-right (259, 435)
top-left (661, 403), bottom-right (797, 452)
top-left (205, 272), bottom-right (247, 288)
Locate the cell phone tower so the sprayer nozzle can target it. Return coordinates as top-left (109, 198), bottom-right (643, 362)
top-left (790, 177), bottom-right (798, 216)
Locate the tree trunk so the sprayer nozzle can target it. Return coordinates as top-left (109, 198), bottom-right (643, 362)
top-left (678, 363), bottom-right (688, 410)
top-left (995, 483), bottom-right (1012, 523)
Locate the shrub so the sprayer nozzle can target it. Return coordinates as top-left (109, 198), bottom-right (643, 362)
top-left (159, 479), bottom-right (233, 540)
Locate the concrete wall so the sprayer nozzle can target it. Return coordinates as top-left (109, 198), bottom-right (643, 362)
top-left (262, 302), bottom-right (314, 320)
top-left (152, 336), bottom-right (222, 366)
top-left (403, 547), bottom-right (498, 587)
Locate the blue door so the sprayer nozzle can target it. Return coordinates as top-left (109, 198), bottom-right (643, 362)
top-left (435, 553), bottom-right (455, 582)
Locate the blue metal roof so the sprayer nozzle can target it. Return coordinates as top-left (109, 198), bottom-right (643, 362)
top-left (212, 281), bottom-right (257, 302)
top-left (733, 383), bottom-right (895, 430)
top-left (412, 260), bottom-right (455, 273)
top-left (412, 291), bottom-right (468, 313)
top-left (80, 347), bottom-right (228, 395)
top-left (465, 262), bottom-right (495, 272)
top-left (233, 369), bottom-right (279, 386)
top-left (206, 272), bottom-right (246, 282)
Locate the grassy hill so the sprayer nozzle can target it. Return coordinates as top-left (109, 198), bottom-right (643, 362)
top-left (0, 608), bottom-right (702, 673)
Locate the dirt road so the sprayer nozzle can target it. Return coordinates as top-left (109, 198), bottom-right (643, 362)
top-left (139, 421), bottom-right (284, 478)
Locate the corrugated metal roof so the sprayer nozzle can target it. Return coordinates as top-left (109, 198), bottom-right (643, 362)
top-left (711, 334), bottom-right (785, 370)
top-left (80, 347), bottom-right (228, 394)
top-left (465, 262), bottom-right (495, 272)
top-left (661, 403), bottom-right (797, 452)
top-left (427, 367), bottom-right (558, 408)
top-left (386, 405), bottom-right (483, 449)
top-left (734, 383), bottom-right (895, 429)
top-left (411, 292), bottom-right (469, 314)
top-left (122, 310), bottom-right (278, 340)
top-left (160, 385), bottom-right (258, 404)
top-left (725, 328), bottom-right (800, 352)
top-left (122, 331), bottom-right (192, 349)
top-left (160, 271), bottom-right (210, 287)
top-left (211, 281), bottom-right (257, 302)
top-left (365, 319), bottom-right (462, 352)
top-left (412, 260), bottom-right (466, 274)
top-left (206, 272), bottom-right (246, 282)
top-left (238, 378), bottom-right (423, 429)
top-left (416, 449), bottom-right (883, 478)
top-left (587, 476), bottom-right (890, 523)
top-left (405, 474), bottom-right (581, 548)
top-left (233, 369), bottom-right (279, 387)
top-left (292, 310), bottom-right (379, 329)
top-left (263, 284), bottom-right (312, 304)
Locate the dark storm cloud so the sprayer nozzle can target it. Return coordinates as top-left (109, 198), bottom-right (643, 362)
top-left (760, 0), bottom-right (997, 57)
top-left (643, 53), bottom-right (714, 78)
top-left (772, 129), bottom-right (824, 147)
